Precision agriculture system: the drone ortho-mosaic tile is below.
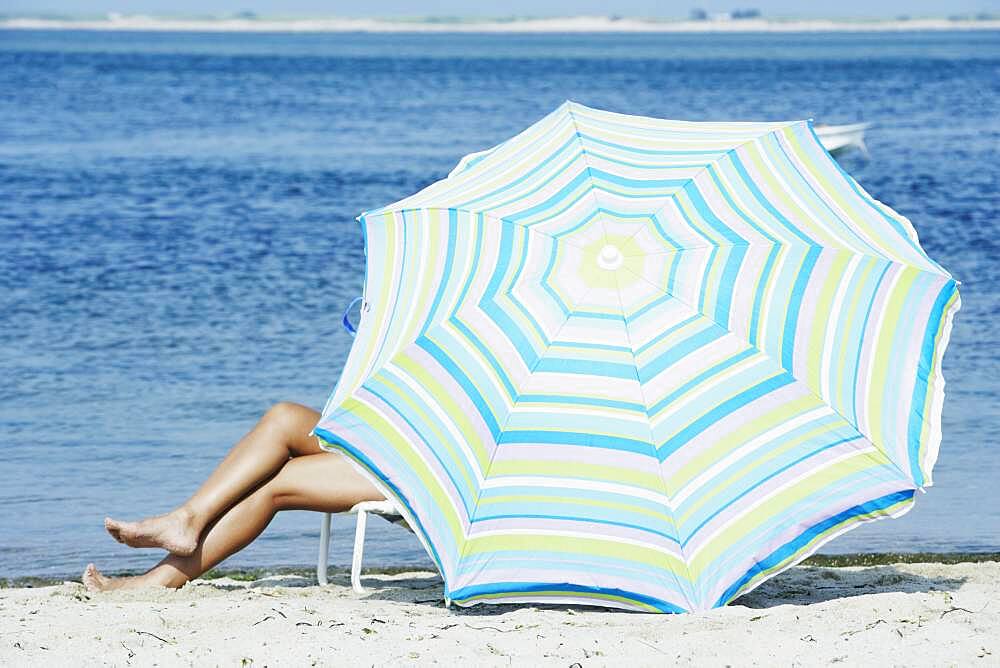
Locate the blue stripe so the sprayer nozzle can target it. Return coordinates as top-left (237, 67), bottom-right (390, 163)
top-left (539, 241), bottom-right (572, 316)
top-left (906, 279), bottom-right (957, 486)
top-left (767, 127), bottom-right (885, 256)
top-left (500, 229), bottom-right (551, 344)
top-left (534, 356), bottom-right (636, 379)
top-left (678, 182), bottom-right (747, 245)
top-left (849, 261), bottom-right (892, 424)
top-left (478, 299), bottom-right (548, 368)
top-left (781, 246), bottom-right (821, 371)
top-left (728, 152), bottom-right (817, 247)
top-left (582, 133), bottom-right (729, 157)
top-left (499, 429), bottom-right (653, 455)
top-left (471, 221), bottom-right (550, 374)
top-left (370, 211), bottom-right (410, 367)
top-left (713, 488), bottom-right (915, 607)
top-left (418, 334), bottom-right (502, 439)
top-left (748, 244), bottom-right (779, 346)
top-left (479, 484), bottom-right (671, 511)
top-left (550, 340), bottom-right (632, 352)
top-left (627, 291), bottom-right (675, 324)
top-left (639, 323), bottom-right (721, 383)
top-left (448, 315), bottom-right (519, 403)
top-left (647, 347), bottom-right (757, 415)
top-left (714, 244), bottom-right (747, 324)
top-left (517, 393), bottom-right (645, 412)
top-left (472, 513), bottom-right (681, 545)
top-left (572, 309), bottom-right (631, 321)
top-left (448, 581), bottom-right (686, 613)
top-left (456, 130), bottom-right (581, 210)
top-left (449, 213), bottom-right (484, 320)
top-left (363, 379), bottom-right (476, 517)
top-left (505, 168), bottom-right (689, 228)
top-left (587, 168), bottom-right (689, 191)
top-left (553, 208), bottom-right (603, 242)
top-left (503, 169), bottom-right (595, 223)
top-left (699, 246), bottom-right (717, 313)
top-left (657, 372), bottom-right (796, 461)
top-left (680, 434), bottom-right (863, 547)
top-left (704, 161), bottom-right (781, 246)
top-left (802, 121), bottom-right (932, 266)
top-left (420, 210), bottom-right (458, 336)
top-left (647, 213), bottom-right (689, 251)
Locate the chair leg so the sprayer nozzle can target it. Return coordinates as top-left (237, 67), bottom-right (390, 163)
top-left (317, 512), bottom-right (331, 586)
top-left (351, 510), bottom-right (368, 593)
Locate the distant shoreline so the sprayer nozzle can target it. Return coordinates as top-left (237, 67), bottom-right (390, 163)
top-left (3, 15), bottom-right (1000, 34)
top-left (5, 551), bottom-right (999, 588)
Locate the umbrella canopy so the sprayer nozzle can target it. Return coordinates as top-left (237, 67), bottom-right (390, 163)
top-left (313, 101), bottom-right (960, 613)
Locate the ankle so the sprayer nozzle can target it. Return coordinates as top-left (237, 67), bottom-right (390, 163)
top-left (148, 564), bottom-right (190, 589)
top-left (174, 504), bottom-right (199, 529)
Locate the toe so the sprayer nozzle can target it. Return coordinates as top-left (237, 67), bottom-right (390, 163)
top-left (105, 520), bottom-right (124, 542)
top-left (82, 564), bottom-right (97, 589)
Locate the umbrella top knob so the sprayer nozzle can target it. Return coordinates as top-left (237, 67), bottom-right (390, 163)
top-left (598, 244), bottom-right (624, 271)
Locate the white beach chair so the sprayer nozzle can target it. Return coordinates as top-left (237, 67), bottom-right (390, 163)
top-left (316, 500), bottom-right (406, 592)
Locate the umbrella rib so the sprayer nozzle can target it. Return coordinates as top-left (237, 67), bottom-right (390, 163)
top-left (627, 123), bottom-right (945, 274)
top-left (617, 264), bottom-right (918, 488)
top-left (625, 241), bottom-right (954, 285)
top-left (566, 104), bottom-right (613, 230)
top-left (610, 122), bottom-right (803, 251)
top-left (583, 118), bottom-right (903, 265)
top-left (612, 269), bottom-right (699, 612)
top-left (453, 287), bottom-right (599, 571)
top-left (361, 205), bottom-right (582, 247)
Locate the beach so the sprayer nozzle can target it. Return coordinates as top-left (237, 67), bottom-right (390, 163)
top-left (2, 560), bottom-right (997, 665)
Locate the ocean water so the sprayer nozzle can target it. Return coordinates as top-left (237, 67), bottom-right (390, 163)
top-left (0, 29), bottom-right (998, 579)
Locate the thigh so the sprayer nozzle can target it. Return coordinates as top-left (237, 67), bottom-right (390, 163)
top-left (268, 452), bottom-right (385, 513)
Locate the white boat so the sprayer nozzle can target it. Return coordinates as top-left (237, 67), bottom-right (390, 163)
top-left (449, 120), bottom-right (872, 178)
top-left (814, 122), bottom-right (871, 157)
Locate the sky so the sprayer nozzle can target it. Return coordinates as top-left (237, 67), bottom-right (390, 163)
top-left (5, 1), bottom-right (999, 19)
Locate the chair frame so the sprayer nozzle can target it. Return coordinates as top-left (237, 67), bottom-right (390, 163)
top-left (316, 500), bottom-right (402, 592)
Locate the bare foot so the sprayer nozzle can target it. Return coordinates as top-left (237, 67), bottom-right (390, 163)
top-left (82, 563), bottom-right (164, 592)
top-left (104, 508), bottom-right (199, 556)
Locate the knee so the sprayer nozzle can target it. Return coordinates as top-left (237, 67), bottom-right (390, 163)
top-left (262, 479), bottom-right (296, 512)
top-left (261, 401), bottom-right (302, 433)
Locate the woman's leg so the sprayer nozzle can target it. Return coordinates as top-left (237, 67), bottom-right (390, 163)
top-left (104, 402), bottom-right (327, 556)
top-left (84, 451), bottom-right (385, 591)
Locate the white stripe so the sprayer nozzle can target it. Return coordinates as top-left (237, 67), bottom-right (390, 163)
top-left (857, 266), bottom-right (903, 438)
top-left (686, 446), bottom-right (877, 559)
top-left (820, 254), bottom-right (861, 403)
top-left (384, 359), bottom-right (490, 484)
top-left (480, 475), bottom-right (673, 506)
top-left (465, 527), bottom-right (685, 557)
top-left (671, 405), bottom-right (837, 506)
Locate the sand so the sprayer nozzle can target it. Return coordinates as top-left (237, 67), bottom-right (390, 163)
top-left (1, 561), bottom-right (997, 666)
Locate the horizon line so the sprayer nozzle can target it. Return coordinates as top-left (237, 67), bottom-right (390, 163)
top-left (2, 13), bottom-right (1000, 34)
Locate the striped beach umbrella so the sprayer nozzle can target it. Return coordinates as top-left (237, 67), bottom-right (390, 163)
top-left (313, 102), bottom-right (960, 613)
